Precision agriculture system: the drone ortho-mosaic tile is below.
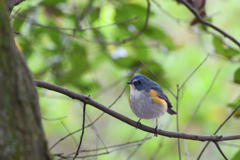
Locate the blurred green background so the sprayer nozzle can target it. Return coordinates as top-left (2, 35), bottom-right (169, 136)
top-left (12, 0), bottom-right (240, 159)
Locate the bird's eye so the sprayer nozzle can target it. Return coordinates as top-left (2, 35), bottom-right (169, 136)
top-left (137, 80), bottom-right (141, 84)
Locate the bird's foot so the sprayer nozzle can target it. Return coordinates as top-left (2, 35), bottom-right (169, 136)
top-left (136, 121), bottom-right (142, 129)
top-left (154, 126), bottom-right (158, 137)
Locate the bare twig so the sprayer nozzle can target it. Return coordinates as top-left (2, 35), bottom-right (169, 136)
top-left (126, 134), bottom-right (151, 160)
top-left (185, 69), bottom-right (220, 132)
top-left (214, 142), bottom-right (228, 160)
top-left (61, 121), bottom-right (78, 147)
top-left (219, 142), bottom-right (240, 148)
top-left (41, 116), bottom-right (67, 121)
top-left (54, 136), bottom-right (152, 159)
top-left (179, 54), bottom-right (209, 90)
top-left (13, 15), bottom-right (138, 32)
top-left (35, 79), bottom-right (240, 141)
top-left (85, 111), bottom-right (109, 153)
top-left (10, 7), bottom-right (21, 20)
top-left (73, 100), bottom-right (88, 160)
top-left (197, 104), bottom-right (240, 159)
top-left (176, 84), bottom-right (182, 160)
top-left (183, 140), bottom-right (191, 160)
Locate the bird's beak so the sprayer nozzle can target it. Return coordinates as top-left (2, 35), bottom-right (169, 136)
top-left (127, 81), bottom-right (132, 84)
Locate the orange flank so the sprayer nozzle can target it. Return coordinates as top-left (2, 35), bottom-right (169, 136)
top-left (149, 89), bottom-right (167, 107)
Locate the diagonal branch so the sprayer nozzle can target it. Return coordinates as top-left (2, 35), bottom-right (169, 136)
top-left (6, 0), bottom-right (25, 14)
top-left (214, 142), bottom-right (228, 160)
top-left (178, 0), bottom-right (240, 48)
top-left (35, 79), bottom-right (240, 142)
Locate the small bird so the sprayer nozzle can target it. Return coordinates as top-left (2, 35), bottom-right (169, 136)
top-left (127, 75), bottom-right (177, 135)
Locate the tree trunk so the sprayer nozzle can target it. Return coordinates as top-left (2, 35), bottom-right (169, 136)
top-left (0, 0), bottom-right (52, 159)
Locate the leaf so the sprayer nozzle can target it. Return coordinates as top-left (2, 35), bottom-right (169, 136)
top-left (234, 67), bottom-right (240, 84)
top-left (228, 95), bottom-right (240, 118)
top-left (232, 150), bottom-right (240, 160)
top-left (144, 25), bottom-right (175, 51)
top-left (115, 2), bottom-right (153, 27)
top-left (213, 37), bottom-right (239, 59)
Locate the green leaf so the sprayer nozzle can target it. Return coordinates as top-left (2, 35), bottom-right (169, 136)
top-left (115, 2), bottom-right (153, 27)
top-left (213, 37), bottom-right (239, 58)
top-left (234, 67), bottom-right (240, 84)
top-left (232, 150), bottom-right (240, 160)
top-left (144, 25), bottom-right (175, 51)
top-left (228, 95), bottom-right (240, 118)
top-left (114, 57), bottom-right (137, 68)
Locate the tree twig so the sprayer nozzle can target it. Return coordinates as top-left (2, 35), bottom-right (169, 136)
top-left (185, 69), bottom-right (220, 132)
top-left (179, 54), bottom-right (209, 91)
top-left (73, 99), bottom-right (88, 160)
top-left (176, 84), bottom-right (182, 160)
top-left (214, 142), bottom-right (228, 160)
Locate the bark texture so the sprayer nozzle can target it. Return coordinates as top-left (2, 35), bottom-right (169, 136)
top-left (0, 0), bottom-right (52, 159)
top-left (6, 0), bottom-right (25, 14)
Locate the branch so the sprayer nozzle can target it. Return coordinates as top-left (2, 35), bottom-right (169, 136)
top-left (176, 84), bottom-right (181, 160)
top-left (178, 0), bottom-right (240, 48)
top-left (35, 79), bottom-right (240, 142)
top-left (214, 142), bottom-right (228, 160)
top-left (6, 0), bottom-right (25, 14)
top-left (73, 100), bottom-right (87, 160)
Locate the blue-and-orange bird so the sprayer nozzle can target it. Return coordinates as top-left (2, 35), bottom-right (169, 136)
top-left (127, 75), bottom-right (177, 135)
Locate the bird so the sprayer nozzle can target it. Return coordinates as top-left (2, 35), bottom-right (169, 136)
top-left (127, 75), bottom-right (177, 136)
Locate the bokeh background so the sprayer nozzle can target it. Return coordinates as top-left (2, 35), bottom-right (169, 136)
top-left (12, 0), bottom-right (240, 159)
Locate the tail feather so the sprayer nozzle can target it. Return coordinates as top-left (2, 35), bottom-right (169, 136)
top-left (167, 107), bottom-right (177, 115)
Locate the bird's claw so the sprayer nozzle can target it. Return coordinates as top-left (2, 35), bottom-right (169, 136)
top-left (155, 126), bottom-right (158, 137)
top-left (136, 121), bottom-right (142, 128)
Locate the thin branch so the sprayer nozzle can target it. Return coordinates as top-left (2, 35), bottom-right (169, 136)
top-left (178, 0), bottom-right (240, 48)
top-left (6, 0), bottom-right (25, 14)
top-left (54, 136), bottom-right (151, 159)
top-left (10, 7), bottom-right (21, 20)
top-left (13, 15), bottom-right (138, 32)
top-left (214, 142), bottom-right (228, 160)
top-left (61, 121), bottom-right (78, 147)
top-left (185, 69), bottom-right (220, 132)
top-left (84, 111), bottom-right (109, 153)
top-left (183, 140), bottom-right (191, 160)
top-left (197, 104), bottom-right (240, 159)
top-left (41, 116), bottom-right (67, 121)
top-left (176, 84), bottom-right (182, 160)
top-left (35, 79), bottom-right (240, 142)
top-left (126, 134), bottom-right (151, 160)
top-left (219, 142), bottom-right (240, 148)
top-left (73, 100), bottom-right (87, 160)
top-left (179, 54), bottom-right (209, 90)
top-left (95, 0), bottom-right (151, 45)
